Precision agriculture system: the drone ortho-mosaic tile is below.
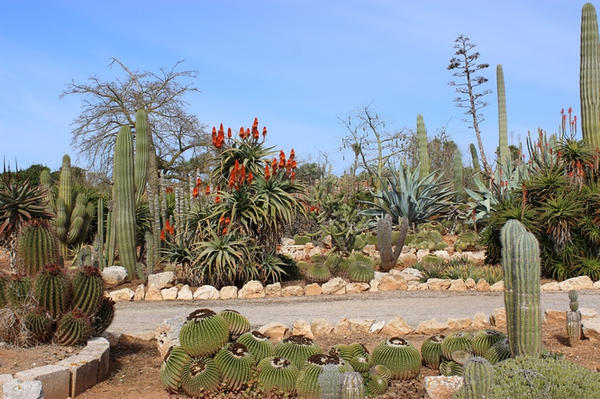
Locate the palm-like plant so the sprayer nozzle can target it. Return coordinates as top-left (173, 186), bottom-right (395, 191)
top-left (539, 194), bottom-right (582, 252)
top-left (0, 176), bottom-right (52, 238)
top-left (363, 163), bottom-right (454, 229)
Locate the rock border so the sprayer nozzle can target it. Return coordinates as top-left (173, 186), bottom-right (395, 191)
top-left (1, 337), bottom-right (111, 399)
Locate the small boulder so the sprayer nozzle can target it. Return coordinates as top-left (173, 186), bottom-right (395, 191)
top-left (161, 287), bottom-right (178, 300)
top-left (448, 279), bottom-right (467, 292)
top-left (322, 277), bottom-right (347, 295)
top-left (465, 278), bottom-right (476, 289)
top-left (145, 286), bottom-right (163, 301)
top-left (133, 284), bottom-right (145, 301)
top-left (101, 266), bottom-right (128, 286)
top-left (282, 285), bottom-right (304, 296)
top-left (265, 282), bottom-right (282, 297)
top-left (559, 276), bottom-right (594, 291)
top-left (155, 316), bottom-right (185, 359)
top-left (177, 285), bottom-right (193, 300)
top-left (427, 278), bottom-right (451, 290)
top-left (490, 281), bottom-right (504, 292)
top-left (381, 316), bottom-right (412, 335)
top-left (399, 252), bottom-right (417, 265)
top-left (220, 286), bottom-right (238, 300)
top-left (304, 283), bottom-right (322, 296)
top-left (424, 375), bottom-right (463, 399)
top-left (447, 318), bottom-right (472, 330)
top-left (3, 379), bottom-right (44, 399)
top-left (581, 307), bottom-right (599, 320)
top-left (311, 319), bottom-right (334, 336)
top-left (346, 282), bottom-right (370, 293)
top-left (369, 320), bottom-right (386, 334)
top-left (378, 275), bottom-right (408, 291)
top-left (472, 312), bottom-right (489, 329)
top-left (147, 271), bottom-right (176, 290)
top-left (414, 319), bottom-right (448, 335)
top-left (369, 279), bottom-right (379, 291)
top-left (292, 320), bottom-right (314, 339)
top-left (109, 288), bottom-right (134, 302)
top-left (475, 279), bottom-right (490, 291)
top-left (432, 250), bottom-right (451, 261)
top-left (490, 307), bottom-right (506, 329)
top-left (194, 285), bottom-right (219, 300)
top-left (397, 267), bottom-right (423, 282)
top-left (541, 281), bottom-right (560, 291)
top-left (238, 280), bottom-right (265, 299)
top-left (593, 280), bottom-right (600, 289)
top-left (466, 251), bottom-right (486, 263)
top-left (258, 322), bottom-right (290, 343)
top-left (582, 317), bottom-right (600, 342)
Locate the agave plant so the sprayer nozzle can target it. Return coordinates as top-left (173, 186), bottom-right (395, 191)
top-left (363, 163), bottom-right (454, 229)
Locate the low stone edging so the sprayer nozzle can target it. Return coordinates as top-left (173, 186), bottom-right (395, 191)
top-left (106, 270), bottom-right (600, 303)
top-left (0, 337), bottom-right (110, 399)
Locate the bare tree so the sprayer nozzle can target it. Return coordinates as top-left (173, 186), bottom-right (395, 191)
top-left (448, 35), bottom-right (492, 176)
top-left (340, 105), bottom-right (411, 183)
top-left (61, 58), bottom-right (209, 176)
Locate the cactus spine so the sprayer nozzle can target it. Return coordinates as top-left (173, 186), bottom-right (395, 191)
top-left (580, 3), bottom-right (600, 150)
top-left (377, 215), bottom-right (408, 272)
top-left (114, 125), bottom-right (138, 279)
top-left (463, 357), bottom-right (493, 399)
top-left (134, 109), bottom-right (149, 205)
top-left (567, 290), bottom-right (582, 346)
top-left (500, 220), bottom-right (542, 357)
top-left (470, 143), bottom-right (481, 173)
top-left (453, 147), bottom-right (463, 201)
top-left (497, 64), bottom-right (509, 164)
top-left (417, 114), bottom-right (430, 178)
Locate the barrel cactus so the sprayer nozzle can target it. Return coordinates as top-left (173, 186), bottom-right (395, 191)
top-left (318, 364), bottom-right (343, 399)
top-left (371, 337), bottom-right (421, 380)
top-left (341, 371), bottom-right (365, 399)
top-left (55, 309), bottom-right (91, 346)
top-left (6, 276), bottom-right (32, 307)
top-left (275, 335), bottom-right (322, 369)
top-left (421, 334), bottom-right (445, 369)
top-left (350, 354), bottom-right (371, 373)
top-left (71, 266), bottom-right (104, 315)
top-left (306, 263), bottom-right (332, 283)
top-left (24, 309), bottom-right (54, 342)
top-left (160, 346), bottom-right (192, 393)
top-left (236, 330), bottom-right (275, 363)
top-left (179, 308), bottom-right (229, 357)
top-left (296, 354), bottom-right (346, 399)
top-left (91, 297), bottom-right (115, 335)
top-left (484, 337), bottom-right (511, 364)
top-left (257, 356), bottom-right (299, 393)
top-left (472, 329), bottom-right (505, 356)
top-left (214, 342), bottom-right (254, 390)
top-left (332, 343), bottom-right (368, 363)
top-left (34, 265), bottom-right (70, 319)
top-left (463, 356), bottom-right (493, 399)
top-left (441, 332), bottom-right (473, 359)
top-left (16, 219), bottom-right (60, 276)
top-left (180, 356), bottom-right (222, 396)
top-left (439, 360), bottom-right (464, 376)
top-left (366, 373), bottom-right (388, 396)
top-left (219, 309), bottom-right (251, 339)
top-left (347, 261), bottom-right (374, 283)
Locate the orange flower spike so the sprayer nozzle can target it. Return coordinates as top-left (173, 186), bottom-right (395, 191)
top-left (160, 229), bottom-right (166, 241)
top-left (196, 177), bottom-right (202, 186)
top-left (240, 164), bottom-right (246, 181)
top-left (246, 128), bottom-right (251, 138)
top-left (265, 164), bottom-right (270, 180)
top-left (291, 171), bottom-right (296, 180)
top-left (165, 219), bottom-right (171, 230)
top-left (279, 150), bottom-right (285, 160)
top-left (252, 117), bottom-right (259, 129)
top-left (234, 159), bottom-right (240, 171)
top-left (290, 148), bottom-right (295, 159)
top-left (225, 217), bottom-right (230, 224)
top-left (205, 186), bottom-right (210, 195)
top-left (219, 123), bottom-right (224, 133)
top-left (247, 171), bottom-right (254, 184)
top-left (279, 158), bottom-right (285, 168)
top-left (253, 128), bottom-right (259, 140)
top-left (291, 160), bottom-right (297, 168)
top-left (227, 127), bottom-right (232, 138)
top-left (262, 126), bottom-right (267, 138)
top-left (215, 195), bottom-right (221, 204)
top-left (222, 227), bottom-right (228, 234)
top-left (192, 186), bottom-right (199, 198)
top-left (169, 224), bottom-right (174, 235)
top-left (239, 127), bottom-right (245, 138)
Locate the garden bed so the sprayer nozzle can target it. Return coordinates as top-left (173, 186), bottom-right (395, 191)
top-left (0, 343), bottom-right (82, 374)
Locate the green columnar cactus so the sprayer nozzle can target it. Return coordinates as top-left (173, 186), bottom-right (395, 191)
top-left (39, 169), bottom-right (54, 211)
top-left (500, 220), bottom-right (542, 357)
top-left (417, 114), bottom-right (430, 178)
top-left (377, 215), bottom-right (409, 272)
top-left (219, 309), bottom-right (251, 339)
top-left (56, 155), bottom-right (91, 248)
top-left (34, 265), bottom-right (70, 319)
top-left (472, 330), bottom-right (505, 356)
top-left (114, 125), bottom-right (138, 278)
top-left (59, 155), bottom-right (73, 215)
top-left (580, 3), bottom-right (600, 150)
top-left (463, 357), bottom-right (493, 399)
top-left (257, 356), bottom-right (299, 393)
top-left (56, 309), bottom-right (91, 345)
top-left (96, 198), bottom-right (106, 269)
top-left (371, 337), bottom-right (421, 381)
top-left (421, 335), bottom-right (445, 369)
top-left (180, 357), bottom-right (222, 396)
top-left (24, 309), bottom-right (53, 342)
top-left (236, 331), bottom-right (276, 363)
top-left (470, 143), bottom-right (481, 173)
top-left (341, 371), bottom-right (365, 399)
top-left (91, 297), bottom-right (115, 335)
top-left (275, 335), bottom-right (323, 369)
top-left (567, 290), bottom-right (582, 346)
top-left (71, 267), bottom-right (104, 315)
top-left (144, 231), bottom-right (154, 274)
top-left (441, 332), bottom-right (472, 359)
top-left (214, 343), bottom-right (254, 390)
top-left (105, 208), bottom-right (115, 266)
top-left (497, 64), bottom-right (509, 164)
top-left (160, 346), bottom-right (192, 393)
top-left (454, 147), bottom-right (464, 201)
top-left (134, 109), bottom-right (149, 205)
top-left (6, 276), bottom-right (32, 307)
top-left (16, 219), bottom-right (60, 275)
top-left (318, 364), bottom-right (343, 399)
top-left (179, 309), bottom-right (229, 357)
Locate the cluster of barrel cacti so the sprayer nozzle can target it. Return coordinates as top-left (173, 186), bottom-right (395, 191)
top-left (301, 253), bottom-right (375, 284)
top-left (0, 264), bottom-right (113, 347)
top-left (161, 308), bottom-right (433, 397)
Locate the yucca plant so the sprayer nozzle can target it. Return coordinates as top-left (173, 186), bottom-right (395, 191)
top-left (363, 163), bottom-right (454, 230)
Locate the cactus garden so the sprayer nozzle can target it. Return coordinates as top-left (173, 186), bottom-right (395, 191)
top-left (4, 1), bottom-right (600, 398)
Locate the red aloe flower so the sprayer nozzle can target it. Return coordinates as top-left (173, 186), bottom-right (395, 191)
top-left (265, 165), bottom-right (270, 181)
top-left (192, 186), bottom-right (199, 198)
top-left (227, 128), bottom-right (232, 138)
top-left (205, 186), bottom-right (210, 195)
top-left (196, 177), bottom-right (202, 186)
top-left (160, 229), bottom-right (166, 241)
top-left (247, 171), bottom-right (254, 184)
top-left (262, 126), bottom-right (267, 138)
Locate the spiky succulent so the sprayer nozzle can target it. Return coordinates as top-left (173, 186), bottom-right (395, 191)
top-left (34, 265), bottom-right (70, 319)
top-left (16, 219), bottom-right (60, 276)
top-left (347, 261), bottom-right (374, 283)
top-left (306, 263), bottom-right (332, 283)
top-left (440, 360), bottom-right (464, 376)
top-left (441, 332), bottom-right (472, 359)
top-left (318, 364), bottom-right (343, 399)
top-left (366, 373), bottom-right (388, 396)
top-left (275, 335), bottom-right (323, 369)
top-left (180, 356), bottom-right (222, 396)
top-left (463, 356), bottom-right (493, 399)
top-left (71, 266), bottom-right (103, 315)
top-left (472, 329), bottom-right (505, 357)
top-left (160, 346), bottom-right (192, 393)
top-left (370, 364), bottom-right (392, 382)
top-left (484, 337), bottom-right (511, 364)
top-left (214, 343), bottom-right (254, 391)
top-left (6, 276), bottom-right (32, 307)
top-left (180, 308), bottom-right (229, 357)
top-left (296, 354), bottom-right (348, 399)
top-left (91, 297), bottom-right (114, 335)
top-left (0, 176), bottom-right (52, 238)
top-left (236, 330), bottom-right (275, 363)
top-left (421, 334), bottom-right (445, 369)
top-left (24, 308), bottom-right (53, 342)
top-left (257, 356), bottom-right (299, 393)
top-left (371, 337), bottom-right (421, 380)
top-left (350, 354), bottom-right (371, 373)
top-left (55, 309), bottom-right (91, 346)
top-left (219, 309), bottom-right (251, 339)
top-left (332, 343), bottom-right (369, 363)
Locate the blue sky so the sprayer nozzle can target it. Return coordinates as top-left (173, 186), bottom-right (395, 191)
top-left (0, 0), bottom-right (587, 174)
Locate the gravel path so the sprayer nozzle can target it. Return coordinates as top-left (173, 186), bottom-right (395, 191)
top-left (107, 291), bottom-right (600, 337)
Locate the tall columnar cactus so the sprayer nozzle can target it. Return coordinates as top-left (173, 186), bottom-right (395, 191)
top-left (134, 109), bottom-right (149, 205)
top-left (417, 115), bottom-right (430, 178)
top-left (114, 125), bottom-right (138, 278)
top-left (463, 357), bottom-right (493, 399)
top-left (59, 155), bottom-right (73, 213)
top-left (497, 64), bottom-right (509, 164)
top-left (470, 143), bottom-right (481, 173)
top-left (144, 231), bottom-right (154, 274)
top-left (105, 208), bottom-right (115, 266)
top-left (580, 3), bottom-right (600, 150)
top-left (453, 147), bottom-right (463, 201)
top-left (500, 219), bottom-right (542, 357)
top-left (96, 198), bottom-right (106, 269)
top-left (66, 193), bottom-right (88, 245)
top-left (39, 169), bottom-right (54, 211)
top-left (16, 219), bottom-right (60, 275)
top-left (567, 290), bottom-right (582, 346)
top-left (377, 215), bottom-right (409, 272)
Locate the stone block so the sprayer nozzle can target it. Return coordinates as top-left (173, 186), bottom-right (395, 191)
top-left (58, 354), bottom-right (99, 397)
top-left (14, 364), bottom-right (70, 399)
